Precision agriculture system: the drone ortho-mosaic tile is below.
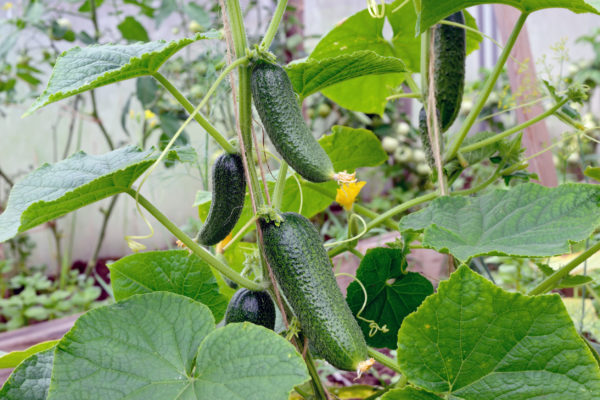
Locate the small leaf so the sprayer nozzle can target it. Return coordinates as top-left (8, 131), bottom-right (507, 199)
top-left (0, 348), bottom-right (54, 400)
top-left (585, 166), bottom-right (600, 182)
top-left (136, 76), bottom-right (158, 106)
top-left (382, 387), bottom-right (441, 399)
top-left (399, 183), bottom-right (600, 261)
top-left (398, 266), bottom-right (600, 398)
top-left (109, 250), bottom-right (228, 321)
top-left (0, 341), bottom-right (57, 369)
top-left (346, 248), bottom-right (433, 349)
top-left (0, 146), bottom-right (184, 243)
top-left (118, 16), bottom-right (150, 42)
top-left (537, 263), bottom-right (594, 289)
top-left (47, 292), bottom-right (308, 399)
top-left (319, 126), bottom-right (388, 172)
top-left (285, 51), bottom-right (406, 99)
top-left (415, 0), bottom-right (599, 34)
top-left (25, 32), bottom-right (218, 115)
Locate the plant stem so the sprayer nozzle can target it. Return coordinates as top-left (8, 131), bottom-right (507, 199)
top-left (260, 0), bottom-right (288, 50)
top-left (445, 12), bottom-right (528, 161)
top-left (451, 166), bottom-right (502, 196)
top-left (125, 189), bottom-right (265, 291)
top-left (349, 247), bottom-right (364, 260)
top-left (304, 350), bottom-right (329, 400)
top-left (528, 241), bottom-right (600, 295)
top-left (387, 93), bottom-right (421, 100)
top-left (153, 72), bottom-right (235, 154)
top-left (366, 192), bottom-right (438, 231)
top-left (90, 90), bottom-right (115, 150)
top-left (272, 161), bottom-right (288, 209)
top-left (458, 98), bottom-right (568, 155)
top-left (0, 166), bottom-right (13, 187)
top-left (85, 195), bottom-right (119, 276)
top-left (367, 347), bottom-right (403, 374)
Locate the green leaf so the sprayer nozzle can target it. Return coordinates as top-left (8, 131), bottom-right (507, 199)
top-left (136, 76), bottom-right (158, 107)
top-left (78, 0), bottom-right (104, 12)
top-left (445, 131), bottom-right (500, 176)
top-left (416, 0), bottom-right (600, 34)
top-left (118, 16), bottom-right (150, 42)
top-left (109, 250), bottom-right (228, 321)
top-left (309, 8), bottom-right (405, 114)
top-left (382, 387), bottom-right (441, 399)
top-left (346, 248), bottom-right (433, 349)
top-left (399, 183), bottom-right (600, 261)
top-left (397, 266), bottom-right (600, 399)
top-left (0, 146), bottom-right (175, 243)
top-left (47, 292), bottom-right (308, 399)
top-left (0, 348), bottom-right (54, 400)
top-left (464, 10), bottom-right (483, 55)
top-left (285, 51), bottom-right (406, 99)
top-left (0, 341), bottom-right (57, 369)
top-left (25, 33), bottom-right (218, 115)
top-left (537, 263), bottom-right (594, 289)
top-left (319, 126), bottom-right (388, 172)
top-left (585, 166), bottom-right (600, 182)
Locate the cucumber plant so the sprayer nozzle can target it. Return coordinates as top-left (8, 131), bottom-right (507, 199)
top-left (1, 1), bottom-right (600, 399)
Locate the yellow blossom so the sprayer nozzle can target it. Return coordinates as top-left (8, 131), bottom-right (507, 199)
top-left (144, 109), bottom-right (156, 120)
top-left (3, 2), bottom-right (13, 10)
top-left (129, 109), bottom-right (135, 119)
top-left (336, 181), bottom-right (366, 211)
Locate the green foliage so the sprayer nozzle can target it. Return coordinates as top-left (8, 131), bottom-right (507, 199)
top-left (0, 341), bottom-right (57, 369)
top-left (118, 16), bottom-right (150, 42)
top-left (346, 248), bottom-right (433, 349)
top-left (399, 183), bottom-right (600, 261)
top-left (398, 266), bottom-right (600, 399)
top-left (0, 348), bottom-right (54, 400)
top-left (382, 387), bottom-right (440, 399)
top-left (109, 250), bottom-right (228, 321)
top-left (46, 292), bottom-right (308, 399)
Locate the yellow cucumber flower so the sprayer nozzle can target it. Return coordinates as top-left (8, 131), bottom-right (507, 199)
top-left (336, 181), bottom-right (366, 211)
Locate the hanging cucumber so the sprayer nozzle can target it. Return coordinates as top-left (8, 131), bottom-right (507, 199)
top-left (432, 11), bottom-right (466, 132)
top-left (260, 212), bottom-right (369, 372)
top-left (418, 107), bottom-right (436, 171)
top-left (251, 60), bottom-right (335, 183)
top-left (197, 153), bottom-right (246, 246)
top-left (225, 288), bottom-right (276, 330)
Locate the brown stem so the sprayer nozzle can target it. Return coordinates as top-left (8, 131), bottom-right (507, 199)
top-left (0, 166), bottom-right (13, 187)
top-left (85, 195), bottom-right (119, 276)
top-left (62, 95), bottom-right (81, 159)
top-left (90, 90), bottom-right (115, 150)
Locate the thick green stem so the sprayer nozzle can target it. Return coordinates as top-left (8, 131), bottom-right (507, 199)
top-left (451, 166), bottom-right (502, 196)
top-left (260, 0), bottom-right (288, 50)
top-left (304, 350), bottom-right (329, 400)
top-left (366, 192), bottom-right (438, 231)
top-left (528, 241), bottom-right (600, 295)
top-left (367, 347), bottom-right (403, 374)
top-left (458, 98), bottom-right (568, 155)
top-left (153, 72), bottom-right (235, 154)
top-left (272, 161), bottom-right (288, 209)
top-left (125, 189), bottom-right (265, 291)
top-left (445, 12), bottom-right (529, 161)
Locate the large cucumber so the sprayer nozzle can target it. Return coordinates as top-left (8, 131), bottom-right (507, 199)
top-left (251, 60), bottom-right (334, 183)
top-left (225, 288), bottom-right (276, 330)
top-left (198, 153), bottom-right (246, 246)
top-left (260, 212), bottom-right (368, 371)
top-left (433, 11), bottom-right (466, 132)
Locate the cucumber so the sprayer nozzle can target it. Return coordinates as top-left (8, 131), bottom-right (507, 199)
top-left (198, 153), bottom-right (246, 246)
top-left (418, 107), bottom-right (436, 171)
top-left (433, 11), bottom-right (466, 132)
top-left (260, 212), bottom-right (368, 371)
top-left (225, 288), bottom-right (276, 330)
top-left (251, 60), bottom-right (334, 183)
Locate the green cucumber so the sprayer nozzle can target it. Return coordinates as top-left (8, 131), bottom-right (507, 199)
top-left (260, 212), bottom-right (368, 371)
top-left (251, 60), bottom-right (334, 183)
top-left (418, 107), bottom-right (436, 171)
top-left (198, 153), bottom-right (246, 246)
top-left (225, 288), bottom-right (276, 330)
top-left (433, 11), bottom-right (466, 132)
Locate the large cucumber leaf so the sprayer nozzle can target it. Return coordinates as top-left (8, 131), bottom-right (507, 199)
top-left (109, 250), bottom-right (228, 322)
top-left (0, 341), bottom-right (58, 369)
top-left (346, 248), bottom-right (433, 349)
top-left (416, 1), bottom-right (600, 34)
top-left (0, 348), bottom-right (54, 400)
top-left (0, 146), bottom-right (190, 243)
top-left (398, 183), bottom-right (600, 262)
top-left (382, 387), bottom-right (441, 399)
top-left (195, 126), bottom-right (387, 239)
top-left (25, 32), bottom-right (218, 115)
top-left (397, 266), bottom-right (600, 399)
top-left (46, 292), bottom-right (308, 399)
top-left (285, 51), bottom-right (406, 100)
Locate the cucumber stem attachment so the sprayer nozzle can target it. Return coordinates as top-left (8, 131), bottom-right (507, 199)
top-left (367, 347), bottom-right (403, 375)
top-left (260, 0), bottom-right (288, 50)
top-left (125, 189), bottom-right (266, 291)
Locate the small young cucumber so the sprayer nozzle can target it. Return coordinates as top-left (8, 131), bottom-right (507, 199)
top-left (225, 288), bottom-right (276, 330)
top-left (418, 107), bottom-right (436, 171)
top-left (251, 60), bottom-right (334, 183)
top-left (260, 212), bottom-right (368, 371)
top-left (433, 11), bottom-right (466, 132)
top-left (198, 153), bottom-right (246, 246)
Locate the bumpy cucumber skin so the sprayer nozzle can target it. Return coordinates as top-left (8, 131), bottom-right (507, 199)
top-left (434, 11), bottom-right (466, 132)
top-left (198, 153), bottom-right (246, 246)
top-left (225, 288), bottom-right (276, 330)
top-left (251, 61), bottom-right (334, 183)
top-left (418, 107), bottom-right (436, 171)
top-left (260, 212), bottom-right (368, 371)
